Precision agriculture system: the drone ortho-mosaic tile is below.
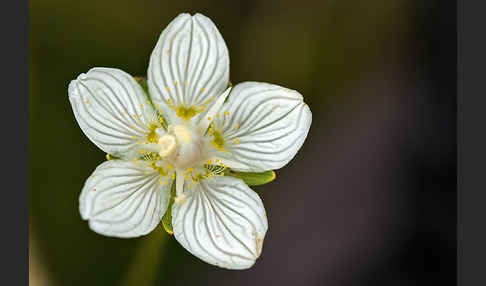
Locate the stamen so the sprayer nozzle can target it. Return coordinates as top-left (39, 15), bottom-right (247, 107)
top-left (175, 194), bottom-right (186, 205)
top-left (197, 87), bottom-right (232, 133)
top-left (175, 170), bottom-right (185, 204)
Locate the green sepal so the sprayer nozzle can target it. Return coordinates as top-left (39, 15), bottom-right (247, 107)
top-left (224, 169), bottom-right (276, 186)
top-left (161, 181), bottom-right (176, 235)
top-left (134, 76), bottom-right (149, 95)
top-left (105, 153), bottom-right (120, 161)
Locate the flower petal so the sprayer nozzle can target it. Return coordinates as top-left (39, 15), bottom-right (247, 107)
top-left (210, 82), bottom-right (312, 172)
top-left (69, 68), bottom-right (156, 159)
top-left (79, 160), bottom-right (170, 238)
top-left (147, 13), bottom-right (229, 125)
top-left (172, 176), bottom-right (268, 269)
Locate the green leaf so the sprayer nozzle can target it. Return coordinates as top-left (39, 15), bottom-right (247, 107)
top-left (224, 170), bottom-right (276, 186)
top-left (161, 182), bottom-right (176, 235)
top-left (134, 76), bottom-right (149, 95)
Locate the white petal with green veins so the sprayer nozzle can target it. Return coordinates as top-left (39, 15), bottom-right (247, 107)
top-left (147, 13), bottom-right (229, 125)
top-left (79, 160), bottom-right (171, 238)
top-left (69, 68), bottom-right (156, 159)
top-left (172, 176), bottom-right (268, 269)
top-left (207, 81), bottom-right (312, 172)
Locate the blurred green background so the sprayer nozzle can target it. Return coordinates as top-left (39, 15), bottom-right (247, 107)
top-left (30, 0), bottom-right (456, 285)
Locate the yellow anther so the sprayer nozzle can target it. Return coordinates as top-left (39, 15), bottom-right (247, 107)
top-left (155, 104), bottom-right (159, 108)
top-left (235, 139), bottom-right (240, 144)
top-left (166, 87), bottom-right (170, 91)
top-left (235, 124), bottom-right (239, 129)
top-left (184, 81), bottom-right (188, 86)
top-left (224, 111), bottom-right (229, 115)
top-left (139, 150), bottom-right (145, 154)
top-left (147, 100), bottom-right (151, 105)
top-left (216, 114), bottom-right (220, 118)
top-left (201, 87), bottom-right (205, 91)
top-left (206, 160), bottom-right (212, 164)
top-left (206, 100), bottom-right (210, 104)
top-left (171, 173), bottom-right (175, 180)
top-left (167, 164), bottom-right (174, 170)
top-left (140, 103), bottom-right (144, 108)
top-left (207, 117), bottom-right (212, 121)
top-left (211, 97), bottom-right (214, 101)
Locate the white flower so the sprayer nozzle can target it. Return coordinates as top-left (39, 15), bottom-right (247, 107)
top-left (68, 13), bottom-right (311, 269)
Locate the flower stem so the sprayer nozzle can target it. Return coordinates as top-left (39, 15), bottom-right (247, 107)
top-left (121, 229), bottom-right (168, 286)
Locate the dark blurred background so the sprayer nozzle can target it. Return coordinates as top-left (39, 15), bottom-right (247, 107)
top-left (29, 0), bottom-right (456, 285)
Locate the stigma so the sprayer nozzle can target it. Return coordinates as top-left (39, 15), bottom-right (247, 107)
top-left (158, 134), bottom-right (177, 157)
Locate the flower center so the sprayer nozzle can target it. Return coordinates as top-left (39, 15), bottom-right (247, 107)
top-left (172, 125), bottom-right (192, 143)
top-left (160, 124), bottom-right (205, 169)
